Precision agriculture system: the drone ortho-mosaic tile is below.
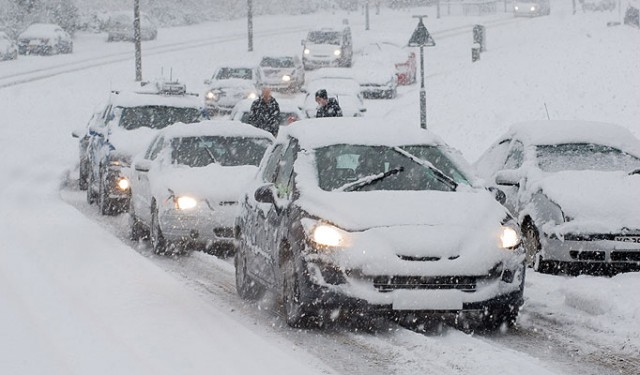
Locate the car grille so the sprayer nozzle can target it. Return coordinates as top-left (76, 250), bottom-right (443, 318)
top-left (373, 275), bottom-right (477, 293)
top-left (564, 233), bottom-right (640, 241)
top-left (397, 254), bottom-right (460, 262)
top-left (611, 251), bottom-right (640, 262)
top-left (570, 250), bottom-right (606, 261)
top-left (213, 227), bottom-right (234, 239)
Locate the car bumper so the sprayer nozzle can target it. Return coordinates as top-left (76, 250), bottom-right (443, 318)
top-left (298, 254), bottom-right (525, 314)
top-left (159, 204), bottom-right (239, 246)
top-left (303, 56), bottom-right (342, 69)
top-left (541, 232), bottom-right (640, 267)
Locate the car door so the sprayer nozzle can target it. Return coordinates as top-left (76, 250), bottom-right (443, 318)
top-left (244, 143), bottom-right (284, 287)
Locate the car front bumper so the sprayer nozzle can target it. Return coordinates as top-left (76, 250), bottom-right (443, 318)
top-left (159, 204), bottom-right (239, 247)
top-left (541, 232), bottom-right (640, 268)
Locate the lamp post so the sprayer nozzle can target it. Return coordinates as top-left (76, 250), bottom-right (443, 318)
top-left (247, 0), bottom-right (253, 52)
top-left (133, 0), bottom-right (142, 81)
top-left (407, 15), bottom-right (435, 129)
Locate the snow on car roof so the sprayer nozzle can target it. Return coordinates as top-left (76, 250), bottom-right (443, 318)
top-left (507, 120), bottom-right (640, 155)
top-left (110, 90), bottom-right (203, 109)
top-left (159, 119), bottom-right (275, 140)
top-left (279, 117), bottom-right (445, 149)
top-left (20, 23), bottom-right (62, 36)
top-left (305, 78), bottom-right (361, 95)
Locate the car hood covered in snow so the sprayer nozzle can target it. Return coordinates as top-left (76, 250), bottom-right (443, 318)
top-left (533, 170), bottom-right (640, 233)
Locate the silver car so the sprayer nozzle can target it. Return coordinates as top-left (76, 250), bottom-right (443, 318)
top-left (259, 55), bottom-right (305, 93)
top-left (204, 64), bottom-right (262, 115)
top-left (129, 120), bottom-right (273, 255)
top-left (475, 120), bottom-right (640, 274)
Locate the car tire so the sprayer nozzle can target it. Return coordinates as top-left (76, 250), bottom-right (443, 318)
top-left (150, 204), bottom-right (167, 255)
top-left (78, 162), bottom-right (89, 191)
top-left (522, 221), bottom-right (557, 274)
top-left (282, 255), bottom-right (318, 328)
top-left (98, 173), bottom-right (113, 215)
top-left (129, 200), bottom-right (148, 241)
top-left (235, 241), bottom-right (265, 301)
top-left (481, 304), bottom-right (519, 331)
top-left (87, 171), bottom-right (97, 204)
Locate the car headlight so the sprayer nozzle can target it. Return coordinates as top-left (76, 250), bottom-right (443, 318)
top-left (530, 6), bottom-right (536, 11)
top-left (205, 91), bottom-right (217, 101)
top-left (117, 177), bottom-right (130, 191)
top-left (282, 74), bottom-right (291, 82)
top-left (175, 196), bottom-right (197, 210)
top-left (246, 92), bottom-right (257, 100)
top-left (333, 49), bottom-right (341, 56)
top-left (514, 5), bottom-right (519, 10)
top-left (304, 48), bottom-right (310, 55)
top-left (312, 224), bottom-right (349, 247)
top-left (500, 226), bottom-right (521, 249)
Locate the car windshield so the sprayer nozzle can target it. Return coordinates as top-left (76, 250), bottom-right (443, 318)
top-left (307, 31), bottom-right (341, 45)
top-left (215, 68), bottom-right (253, 80)
top-left (260, 57), bottom-right (294, 68)
top-left (315, 144), bottom-right (460, 192)
top-left (119, 106), bottom-right (201, 130)
top-left (398, 145), bottom-right (471, 185)
top-left (537, 143), bottom-right (640, 172)
top-left (171, 136), bottom-right (270, 167)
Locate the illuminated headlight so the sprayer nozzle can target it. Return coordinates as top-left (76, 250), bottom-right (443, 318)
top-left (304, 48), bottom-right (310, 55)
top-left (530, 6), bottom-right (536, 11)
top-left (175, 196), bottom-right (197, 210)
top-left (500, 226), bottom-right (521, 249)
top-left (333, 49), bottom-right (341, 56)
top-left (514, 5), bottom-right (519, 10)
top-left (282, 75), bottom-right (291, 82)
top-left (117, 177), bottom-right (130, 191)
top-left (246, 92), bottom-right (257, 100)
top-left (311, 224), bottom-right (350, 248)
top-left (205, 91), bottom-right (218, 101)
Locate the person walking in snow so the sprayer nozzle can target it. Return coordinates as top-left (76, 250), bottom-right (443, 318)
top-left (315, 89), bottom-right (343, 118)
top-left (248, 88), bottom-right (281, 136)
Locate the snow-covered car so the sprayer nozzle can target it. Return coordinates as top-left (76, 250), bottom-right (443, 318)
top-left (357, 42), bottom-right (417, 86)
top-left (259, 55), bottom-right (305, 93)
top-left (302, 26), bottom-right (353, 69)
top-left (579, 0), bottom-right (616, 11)
top-left (106, 11), bottom-right (158, 42)
top-left (513, 0), bottom-right (551, 16)
top-left (17, 23), bottom-right (73, 55)
top-left (0, 31), bottom-right (18, 60)
top-left (204, 64), bottom-right (263, 115)
top-left (230, 98), bottom-right (305, 129)
top-left (306, 66), bottom-right (396, 99)
top-left (235, 117), bottom-right (525, 329)
top-left (81, 79), bottom-right (205, 215)
top-left (302, 76), bottom-right (366, 118)
top-left (474, 120), bottom-right (640, 274)
top-left (129, 121), bottom-right (273, 255)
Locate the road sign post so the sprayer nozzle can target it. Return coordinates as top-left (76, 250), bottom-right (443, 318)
top-left (408, 16), bottom-right (436, 130)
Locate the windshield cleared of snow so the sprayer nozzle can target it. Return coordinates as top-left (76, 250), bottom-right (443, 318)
top-left (171, 136), bottom-right (270, 167)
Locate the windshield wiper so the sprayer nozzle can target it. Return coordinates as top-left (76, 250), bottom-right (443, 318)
top-left (198, 137), bottom-right (217, 164)
top-left (335, 166), bottom-right (405, 192)
top-left (392, 147), bottom-right (458, 191)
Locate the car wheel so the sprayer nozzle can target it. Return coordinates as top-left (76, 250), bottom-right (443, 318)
top-left (78, 162), bottom-right (89, 191)
top-left (282, 255), bottom-right (317, 328)
top-left (235, 241), bottom-right (265, 300)
top-left (150, 204), bottom-right (167, 255)
top-left (87, 171), bottom-right (97, 204)
top-left (98, 173), bottom-right (113, 215)
top-left (481, 304), bottom-right (519, 331)
top-left (129, 199), bottom-right (148, 241)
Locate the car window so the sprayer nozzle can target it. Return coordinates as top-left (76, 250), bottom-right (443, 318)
top-left (475, 140), bottom-right (511, 178)
top-left (504, 140), bottom-right (524, 169)
top-left (118, 106), bottom-right (201, 130)
top-left (274, 141), bottom-right (297, 199)
top-left (170, 136), bottom-right (270, 167)
top-left (262, 144), bottom-right (284, 183)
top-left (148, 136), bottom-right (165, 160)
top-left (536, 143), bottom-right (640, 172)
top-left (215, 68), bottom-right (254, 80)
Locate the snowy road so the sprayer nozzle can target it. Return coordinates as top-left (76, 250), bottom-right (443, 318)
top-left (2, 3), bottom-right (639, 374)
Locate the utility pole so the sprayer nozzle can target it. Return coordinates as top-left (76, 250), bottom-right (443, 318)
top-left (365, 1), bottom-right (370, 30)
top-left (247, 0), bottom-right (253, 52)
top-left (407, 15), bottom-right (435, 130)
top-left (133, 0), bottom-right (142, 81)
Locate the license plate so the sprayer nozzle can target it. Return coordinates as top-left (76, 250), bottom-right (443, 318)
top-left (392, 290), bottom-right (463, 311)
top-left (614, 236), bottom-right (640, 243)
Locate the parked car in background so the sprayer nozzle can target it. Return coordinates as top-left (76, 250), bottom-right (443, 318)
top-left (235, 117), bottom-right (525, 329)
top-left (306, 66), bottom-right (396, 99)
top-left (230, 97), bottom-right (305, 128)
top-left (129, 121), bottom-right (273, 255)
top-left (18, 23), bottom-right (73, 55)
top-left (76, 79), bottom-right (205, 215)
top-left (259, 55), bottom-right (305, 93)
top-left (302, 26), bottom-right (353, 69)
top-left (513, 0), bottom-right (551, 16)
top-left (475, 120), bottom-right (640, 275)
top-left (357, 42), bottom-right (417, 86)
top-left (0, 31), bottom-right (18, 60)
top-left (204, 64), bottom-right (263, 115)
top-left (106, 11), bottom-right (158, 42)
top-left (302, 77), bottom-right (366, 117)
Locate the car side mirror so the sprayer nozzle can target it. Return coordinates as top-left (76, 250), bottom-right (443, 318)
top-left (301, 39), bottom-right (305, 46)
top-left (254, 184), bottom-right (276, 204)
top-left (134, 160), bottom-right (151, 172)
top-left (488, 187), bottom-right (507, 205)
top-left (71, 128), bottom-right (85, 138)
top-left (203, 79), bottom-right (211, 85)
top-left (495, 170), bottom-right (521, 187)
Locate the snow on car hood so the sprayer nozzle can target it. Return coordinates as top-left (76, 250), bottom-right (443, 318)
top-left (297, 190), bottom-right (513, 274)
top-left (150, 164), bottom-right (258, 203)
top-left (533, 170), bottom-right (640, 232)
top-left (108, 127), bottom-right (159, 160)
top-left (209, 79), bottom-right (256, 90)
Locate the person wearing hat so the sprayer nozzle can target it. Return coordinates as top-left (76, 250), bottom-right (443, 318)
top-left (315, 89), bottom-right (343, 118)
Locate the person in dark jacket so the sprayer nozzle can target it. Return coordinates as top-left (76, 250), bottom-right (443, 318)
top-left (248, 88), bottom-right (281, 136)
top-left (315, 89), bottom-right (343, 118)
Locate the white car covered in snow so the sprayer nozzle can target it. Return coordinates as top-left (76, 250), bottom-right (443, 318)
top-left (17, 23), bottom-right (73, 55)
top-left (129, 120), bottom-right (273, 255)
top-left (513, 0), bottom-right (551, 16)
top-left (235, 117), bottom-right (525, 329)
top-left (204, 64), bottom-right (263, 115)
top-left (475, 120), bottom-right (640, 274)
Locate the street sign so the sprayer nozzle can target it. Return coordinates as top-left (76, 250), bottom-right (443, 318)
top-left (408, 18), bottom-right (435, 47)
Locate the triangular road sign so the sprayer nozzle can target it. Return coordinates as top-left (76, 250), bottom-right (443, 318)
top-left (408, 20), bottom-right (435, 47)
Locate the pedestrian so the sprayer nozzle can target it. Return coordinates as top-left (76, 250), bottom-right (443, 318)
top-left (315, 89), bottom-right (343, 118)
top-left (248, 88), bottom-right (281, 136)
